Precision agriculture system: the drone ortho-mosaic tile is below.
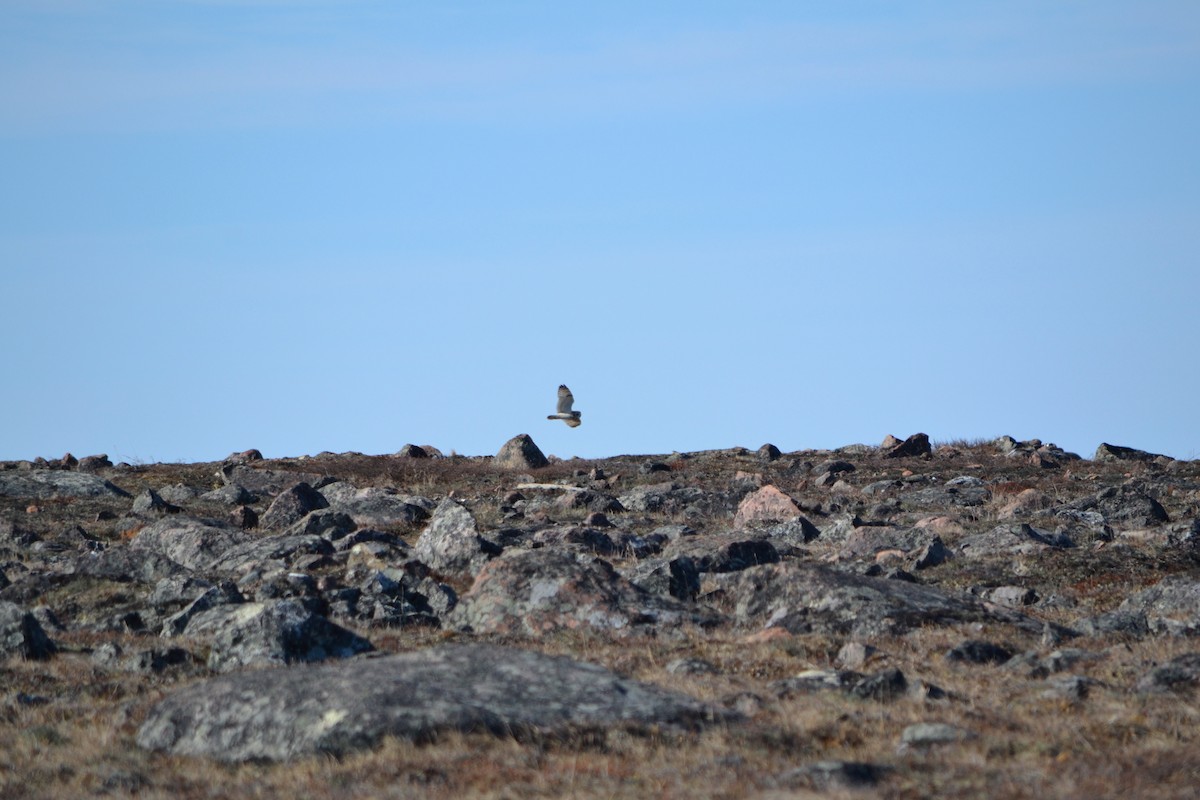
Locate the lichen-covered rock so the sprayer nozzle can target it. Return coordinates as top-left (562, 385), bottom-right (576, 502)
top-left (136, 643), bottom-right (734, 762)
top-left (412, 498), bottom-right (499, 576)
top-left (725, 562), bottom-right (1058, 638)
top-left (451, 549), bottom-right (716, 635)
top-left (260, 482), bottom-right (330, 531)
top-left (130, 517), bottom-right (250, 572)
top-left (0, 470), bottom-right (130, 499)
top-left (203, 599), bottom-right (374, 672)
top-left (1117, 576), bottom-right (1200, 636)
top-left (0, 601), bottom-right (56, 659)
top-left (318, 481), bottom-right (429, 528)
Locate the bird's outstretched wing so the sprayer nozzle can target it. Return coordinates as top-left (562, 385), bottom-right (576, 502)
top-left (556, 384), bottom-right (575, 414)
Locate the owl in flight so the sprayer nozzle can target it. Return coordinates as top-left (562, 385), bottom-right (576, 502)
top-left (548, 384), bottom-right (582, 427)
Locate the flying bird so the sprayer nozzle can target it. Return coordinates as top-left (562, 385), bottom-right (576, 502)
top-left (547, 384), bottom-right (582, 427)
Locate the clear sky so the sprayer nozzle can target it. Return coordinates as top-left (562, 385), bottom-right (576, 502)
top-left (3, 2), bottom-right (1198, 464)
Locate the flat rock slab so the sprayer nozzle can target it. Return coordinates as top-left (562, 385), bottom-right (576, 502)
top-left (136, 643), bottom-right (733, 762)
top-left (0, 470), bottom-right (130, 499)
top-left (726, 562), bottom-right (1060, 638)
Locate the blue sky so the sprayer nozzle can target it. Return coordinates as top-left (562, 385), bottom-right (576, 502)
top-left (3, 1), bottom-right (1198, 463)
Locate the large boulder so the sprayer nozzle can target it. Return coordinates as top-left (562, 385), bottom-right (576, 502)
top-left (412, 499), bottom-right (499, 576)
top-left (318, 482), bottom-right (429, 528)
top-left (260, 482), bottom-right (330, 531)
top-left (1117, 577), bottom-right (1200, 636)
top-left (0, 601), bottom-right (56, 659)
top-left (204, 599), bottom-right (374, 672)
top-left (451, 549), bottom-right (716, 635)
top-left (494, 434), bottom-right (549, 470)
top-left (724, 562), bottom-right (1058, 638)
top-left (0, 470), bottom-right (130, 499)
top-left (137, 644), bottom-right (733, 762)
top-left (733, 485), bottom-right (803, 529)
top-left (130, 517), bottom-right (250, 572)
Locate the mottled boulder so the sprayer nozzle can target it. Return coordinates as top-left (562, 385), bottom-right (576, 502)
top-left (132, 488), bottom-right (178, 514)
top-left (412, 499), bottom-right (500, 576)
top-left (733, 485), bottom-right (803, 529)
top-left (74, 544), bottom-right (190, 585)
top-left (204, 599), bottom-right (373, 672)
top-left (260, 482), bottom-right (330, 531)
top-left (1116, 577), bottom-right (1200, 636)
top-left (661, 534), bottom-right (779, 574)
top-left (394, 444), bottom-right (429, 458)
top-left (130, 517), bottom-right (250, 572)
top-left (1094, 443), bottom-right (1170, 463)
top-left (957, 523), bottom-right (1074, 558)
top-left (624, 555), bottom-right (702, 601)
top-left (725, 562), bottom-right (1056, 638)
top-left (494, 434), bottom-right (549, 470)
top-left (318, 482), bottom-right (428, 528)
top-left (1061, 485), bottom-right (1169, 529)
top-left (137, 643), bottom-right (734, 762)
top-left (1135, 653), bottom-right (1200, 693)
top-left (0, 470), bottom-right (130, 499)
top-left (618, 482), bottom-right (708, 514)
top-left (205, 533), bottom-right (335, 576)
top-left (452, 549), bottom-right (715, 635)
top-left (216, 465), bottom-right (324, 497)
top-left (0, 601), bottom-right (56, 659)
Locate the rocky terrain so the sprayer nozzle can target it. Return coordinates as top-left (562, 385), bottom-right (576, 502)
top-left (1, 433), bottom-right (1198, 798)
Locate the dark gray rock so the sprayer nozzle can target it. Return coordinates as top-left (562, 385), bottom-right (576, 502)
top-left (531, 526), bottom-right (618, 555)
top-left (900, 485), bottom-right (991, 508)
top-left (0, 470), bottom-right (130, 499)
top-left (132, 488), bottom-right (179, 514)
top-left (412, 499), bottom-right (500, 576)
top-left (136, 643), bottom-right (733, 762)
top-left (204, 599), bottom-right (374, 672)
top-left (76, 454), bottom-right (113, 473)
top-left (1094, 443), bottom-right (1170, 463)
top-left (1073, 609), bottom-right (1151, 638)
top-left (779, 760), bottom-right (887, 790)
top-left (284, 510), bottom-right (356, 539)
top-left (130, 517), bottom-right (249, 571)
top-left (958, 523), bottom-right (1075, 558)
top-left (945, 639), bottom-right (1014, 665)
top-left (148, 574), bottom-right (218, 610)
top-left (395, 444), bottom-right (429, 458)
top-left (451, 549), bottom-right (717, 635)
top-left (0, 601), bottom-right (56, 659)
top-left (618, 483), bottom-right (708, 515)
top-left (74, 544), bottom-right (190, 585)
top-left (200, 484), bottom-right (258, 505)
top-left (1116, 576), bottom-right (1200, 636)
top-left (726, 562), bottom-right (1057, 638)
top-left (216, 465), bottom-right (324, 497)
top-left (1062, 485), bottom-right (1169, 528)
top-left (662, 535), bottom-right (779, 574)
top-left (205, 533), bottom-right (335, 577)
top-left (883, 433), bottom-right (931, 459)
top-left (849, 667), bottom-right (908, 701)
top-left (495, 434), bottom-right (549, 470)
top-left (161, 581), bottom-right (246, 636)
top-left (318, 482), bottom-right (429, 528)
top-left (260, 482), bottom-right (330, 531)
top-left (624, 555), bottom-right (702, 601)
top-left (1135, 653), bottom-right (1200, 693)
